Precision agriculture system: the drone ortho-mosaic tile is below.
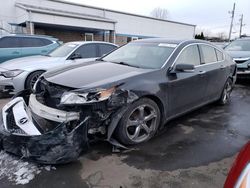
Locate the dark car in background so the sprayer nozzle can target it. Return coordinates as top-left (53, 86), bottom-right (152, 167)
top-left (225, 37), bottom-right (250, 78)
top-left (0, 39), bottom-right (237, 164)
top-left (0, 35), bottom-right (60, 63)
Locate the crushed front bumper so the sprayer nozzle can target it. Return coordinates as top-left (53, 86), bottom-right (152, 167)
top-left (0, 94), bottom-right (89, 164)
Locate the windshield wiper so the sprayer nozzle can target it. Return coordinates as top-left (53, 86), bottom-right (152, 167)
top-left (115, 61), bottom-right (140, 68)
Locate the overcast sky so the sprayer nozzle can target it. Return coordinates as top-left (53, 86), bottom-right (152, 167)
top-left (67, 0), bottom-right (250, 39)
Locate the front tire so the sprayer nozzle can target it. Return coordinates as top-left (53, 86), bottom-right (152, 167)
top-left (115, 98), bottom-right (161, 145)
top-left (218, 79), bottom-right (233, 105)
top-left (25, 71), bottom-right (45, 90)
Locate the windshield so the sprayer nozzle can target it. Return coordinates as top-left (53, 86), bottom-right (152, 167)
top-left (225, 40), bottom-right (250, 51)
top-left (49, 43), bottom-right (79, 57)
top-left (102, 42), bottom-right (176, 69)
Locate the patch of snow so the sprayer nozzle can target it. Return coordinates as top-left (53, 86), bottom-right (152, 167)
top-left (0, 151), bottom-right (55, 185)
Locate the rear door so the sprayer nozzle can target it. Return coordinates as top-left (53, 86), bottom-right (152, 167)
top-left (0, 37), bottom-right (21, 63)
top-left (20, 37), bottom-right (51, 56)
top-left (198, 44), bottom-right (228, 101)
top-left (168, 44), bottom-right (208, 117)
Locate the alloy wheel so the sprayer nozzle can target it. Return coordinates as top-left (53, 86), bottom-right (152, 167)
top-left (222, 80), bottom-right (233, 104)
top-left (126, 104), bottom-right (157, 143)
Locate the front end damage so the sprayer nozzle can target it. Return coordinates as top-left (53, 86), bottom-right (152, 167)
top-left (0, 78), bottom-right (138, 164)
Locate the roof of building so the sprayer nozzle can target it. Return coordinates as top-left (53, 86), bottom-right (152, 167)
top-left (48, 0), bottom-right (196, 27)
top-left (16, 3), bottom-right (117, 23)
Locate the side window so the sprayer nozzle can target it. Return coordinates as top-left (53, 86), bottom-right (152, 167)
top-left (215, 49), bottom-right (224, 61)
top-left (20, 38), bottom-right (46, 47)
top-left (0, 37), bottom-right (21, 48)
top-left (199, 45), bottom-right (217, 63)
top-left (99, 44), bottom-right (117, 57)
top-left (175, 45), bottom-right (200, 66)
top-left (74, 44), bottom-right (97, 58)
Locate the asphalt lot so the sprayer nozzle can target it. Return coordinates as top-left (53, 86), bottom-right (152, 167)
top-left (1, 82), bottom-right (250, 188)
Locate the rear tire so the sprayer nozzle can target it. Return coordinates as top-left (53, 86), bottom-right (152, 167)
top-left (115, 98), bottom-right (161, 145)
top-left (218, 79), bottom-right (233, 105)
top-left (25, 71), bottom-right (45, 91)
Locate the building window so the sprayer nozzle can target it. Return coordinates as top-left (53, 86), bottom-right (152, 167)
top-left (85, 33), bottom-right (93, 41)
top-left (104, 31), bottom-right (109, 42)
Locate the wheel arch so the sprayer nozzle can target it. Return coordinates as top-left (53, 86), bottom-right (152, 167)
top-left (24, 70), bottom-right (46, 89)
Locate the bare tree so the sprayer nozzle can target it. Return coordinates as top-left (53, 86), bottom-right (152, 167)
top-left (150, 8), bottom-right (168, 20)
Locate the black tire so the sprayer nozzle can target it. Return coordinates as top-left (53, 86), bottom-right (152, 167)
top-left (218, 79), bottom-right (233, 105)
top-left (25, 71), bottom-right (44, 90)
top-left (115, 98), bottom-right (161, 145)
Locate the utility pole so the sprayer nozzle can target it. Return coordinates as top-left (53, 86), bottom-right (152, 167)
top-left (228, 3), bottom-right (235, 42)
top-left (239, 14), bottom-right (244, 38)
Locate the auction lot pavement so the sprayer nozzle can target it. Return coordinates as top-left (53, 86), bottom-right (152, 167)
top-left (1, 82), bottom-right (250, 188)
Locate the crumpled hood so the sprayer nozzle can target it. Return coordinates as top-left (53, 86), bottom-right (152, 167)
top-left (226, 51), bottom-right (250, 59)
top-left (0, 55), bottom-right (64, 71)
top-left (44, 61), bottom-right (153, 89)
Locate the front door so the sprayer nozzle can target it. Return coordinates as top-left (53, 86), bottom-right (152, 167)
top-left (167, 44), bottom-right (208, 117)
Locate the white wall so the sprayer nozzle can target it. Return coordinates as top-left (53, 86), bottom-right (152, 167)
top-left (106, 11), bottom-right (195, 39)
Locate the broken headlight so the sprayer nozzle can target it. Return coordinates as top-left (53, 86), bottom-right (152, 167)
top-left (60, 87), bottom-right (116, 105)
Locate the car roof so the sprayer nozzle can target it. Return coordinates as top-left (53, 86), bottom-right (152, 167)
top-left (65, 41), bottom-right (118, 46)
top-left (132, 38), bottom-right (214, 46)
top-left (3, 34), bottom-right (58, 41)
top-left (235, 37), bottom-right (250, 41)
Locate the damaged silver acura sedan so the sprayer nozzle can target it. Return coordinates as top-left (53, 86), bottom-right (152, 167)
top-left (0, 39), bottom-right (237, 164)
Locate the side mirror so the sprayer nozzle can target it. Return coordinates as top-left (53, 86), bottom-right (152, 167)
top-left (175, 63), bottom-right (195, 72)
top-left (70, 53), bottom-right (82, 60)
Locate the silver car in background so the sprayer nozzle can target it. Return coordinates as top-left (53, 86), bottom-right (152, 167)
top-left (0, 41), bottom-right (117, 94)
top-left (225, 37), bottom-right (250, 78)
